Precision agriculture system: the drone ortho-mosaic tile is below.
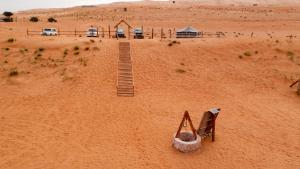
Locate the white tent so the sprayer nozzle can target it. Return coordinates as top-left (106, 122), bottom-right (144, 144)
top-left (176, 26), bottom-right (199, 38)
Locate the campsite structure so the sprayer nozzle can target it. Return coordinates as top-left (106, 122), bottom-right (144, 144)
top-left (176, 26), bottom-right (200, 38)
top-left (114, 19), bottom-right (132, 39)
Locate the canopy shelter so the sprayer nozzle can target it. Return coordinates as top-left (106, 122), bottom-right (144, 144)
top-left (176, 26), bottom-right (199, 38)
top-left (114, 19), bottom-right (133, 39)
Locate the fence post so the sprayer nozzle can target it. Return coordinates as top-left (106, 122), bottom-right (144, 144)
top-left (152, 28), bottom-right (154, 39)
top-left (109, 25), bottom-right (111, 39)
top-left (128, 26), bottom-right (130, 40)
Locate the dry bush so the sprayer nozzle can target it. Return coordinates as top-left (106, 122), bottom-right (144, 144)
top-left (9, 68), bottom-right (18, 76)
top-left (176, 69), bottom-right (186, 73)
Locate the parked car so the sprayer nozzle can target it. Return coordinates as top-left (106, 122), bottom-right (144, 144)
top-left (116, 28), bottom-right (126, 38)
top-left (133, 28), bottom-right (144, 39)
top-left (41, 28), bottom-right (57, 36)
top-left (87, 27), bottom-right (98, 37)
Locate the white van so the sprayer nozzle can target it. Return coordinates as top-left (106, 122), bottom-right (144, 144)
top-left (87, 27), bottom-right (98, 37)
top-left (41, 28), bottom-right (57, 36)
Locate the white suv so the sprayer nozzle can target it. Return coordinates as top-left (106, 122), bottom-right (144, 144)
top-left (87, 27), bottom-right (98, 37)
top-left (41, 28), bottom-right (57, 36)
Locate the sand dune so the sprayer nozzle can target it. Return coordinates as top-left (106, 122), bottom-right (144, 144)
top-left (0, 1), bottom-right (300, 169)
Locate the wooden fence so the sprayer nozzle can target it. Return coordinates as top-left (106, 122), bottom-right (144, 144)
top-left (26, 27), bottom-right (226, 39)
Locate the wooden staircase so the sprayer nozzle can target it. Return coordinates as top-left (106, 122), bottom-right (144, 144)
top-left (117, 42), bottom-right (134, 97)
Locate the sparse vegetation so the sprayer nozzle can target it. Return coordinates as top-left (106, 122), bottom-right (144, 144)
top-left (48, 17), bottom-right (57, 22)
top-left (176, 69), bottom-right (186, 73)
top-left (275, 48), bottom-right (283, 53)
top-left (287, 51), bottom-right (295, 61)
top-left (9, 68), bottom-right (18, 76)
top-left (93, 47), bottom-right (99, 51)
top-left (63, 49), bottom-right (68, 57)
top-left (74, 46), bottom-right (80, 51)
top-left (287, 51), bottom-right (294, 57)
top-left (7, 38), bottom-right (15, 43)
top-left (2, 11), bottom-right (13, 22)
top-left (244, 51), bottom-right (252, 56)
top-left (84, 47), bottom-right (90, 51)
top-left (29, 16), bottom-right (39, 22)
top-left (79, 58), bottom-right (87, 66)
top-left (74, 51), bottom-right (80, 55)
top-left (38, 48), bottom-right (45, 52)
top-left (90, 39), bottom-right (95, 43)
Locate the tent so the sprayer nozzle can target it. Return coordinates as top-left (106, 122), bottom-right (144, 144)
top-left (176, 26), bottom-right (200, 38)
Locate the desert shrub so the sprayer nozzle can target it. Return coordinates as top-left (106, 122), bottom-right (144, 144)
top-left (4, 60), bottom-right (8, 64)
top-left (48, 17), bottom-right (57, 22)
top-left (19, 49), bottom-right (24, 54)
top-left (84, 47), bottom-right (90, 51)
top-left (29, 16), bottom-right (39, 22)
top-left (287, 51), bottom-right (295, 61)
top-left (275, 48), bottom-right (283, 53)
top-left (38, 48), bottom-right (45, 52)
top-left (7, 38), bottom-right (15, 43)
top-left (172, 40), bottom-right (180, 44)
top-left (287, 51), bottom-right (294, 57)
top-left (2, 11), bottom-right (13, 22)
top-left (79, 58), bottom-right (87, 66)
top-left (73, 46), bottom-right (80, 51)
top-left (3, 17), bottom-right (13, 22)
top-left (244, 51), bottom-right (252, 56)
top-left (74, 51), bottom-right (80, 55)
top-left (93, 47), bottom-right (99, 51)
top-left (9, 68), bottom-right (18, 76)
top-left (180, 63), bottom-right (185, 66)
top-left (64, 49), bottom-right (68, 55)
top-left (4, 47), bottom-right (10, 51)
top-left (238, 55), bottom-right (243, 59)
top-left (3, 11), bottom-right (13, 18)
top-left (168, 42), bottom-right (173, 46)
top-left (254, 51), bottom-right (259, 54)
top-left (90, 39), bottom-right (95, 43)
top-left (176, 69), bottom-right (186, 73)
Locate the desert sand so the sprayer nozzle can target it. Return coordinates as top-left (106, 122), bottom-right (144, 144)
top-left (0, 0), bottom-right (300, 169)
